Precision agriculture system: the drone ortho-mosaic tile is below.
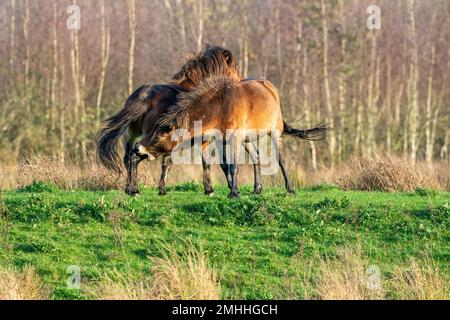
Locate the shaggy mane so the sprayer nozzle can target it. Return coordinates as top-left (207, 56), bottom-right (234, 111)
top-left (171, 45), bottom-right (241, 88)
top-left (150, 77), bottom-right (237, 143)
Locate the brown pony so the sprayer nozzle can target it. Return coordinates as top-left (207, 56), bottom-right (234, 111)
top-left (96, 45), bottom-right (242, 196)
top-left (135, 76), bottom-right (329, 198)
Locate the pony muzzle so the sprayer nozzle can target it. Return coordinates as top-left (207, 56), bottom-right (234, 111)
top-left (133, 144), bottom-right (156, 160)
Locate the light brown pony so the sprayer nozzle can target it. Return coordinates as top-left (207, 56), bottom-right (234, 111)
top-left (135, 76), bottom-right (329, 198)
top-left (96, 45), bottom-right (242, 196)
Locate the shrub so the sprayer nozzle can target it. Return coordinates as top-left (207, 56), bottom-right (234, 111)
top-left (18, 181), bottom-right (58, 193)
top-left (335, 156), bottom-right (443, 192)
top-left (174, 181), bottom-right (202, 192)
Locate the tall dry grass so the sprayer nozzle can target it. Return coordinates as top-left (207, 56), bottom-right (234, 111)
top-left (310, 248), bottom-right (448, 300)
top-left (389, 258), bottom-right (449, 300)
top-left (15, 156), bottom-right (148, 191)
top-left (3, 154), bottom-right (448, 192)
top-left (91, 246), bottom-right (220, 300)
top-left (334, 155), bottom-right (445, 192)
top-left (315, 248), bottom-right (384, 300)
top-left (0, 266), bottom-right (47, 300)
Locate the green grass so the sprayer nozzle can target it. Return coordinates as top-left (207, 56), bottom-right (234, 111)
top-left (0, 183), bottom-right (449, 299)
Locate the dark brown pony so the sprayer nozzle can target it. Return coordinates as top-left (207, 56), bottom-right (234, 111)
top-left (135, 76), bottom-right (329, 198)
top-left (96, 45), bottom-right (242, 196)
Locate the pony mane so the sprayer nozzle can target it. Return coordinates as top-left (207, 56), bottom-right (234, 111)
top-left (150, 77), bottom-right (237, 143)
top-left (171, 45), bottom-right (241, 88)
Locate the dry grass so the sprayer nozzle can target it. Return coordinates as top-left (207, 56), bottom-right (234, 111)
top-left (91, 245), bottom-right (220, 300)
top-left (2, 154), bottom-right (448, 192)
top-left (311, 248), bottom-right (449, 300)
top-left (335, 155), bottom-right (444, 192)
top-left (315, 248), bottom-right (384, 300)
top-left (389, 258), bottom-right (449, 300)
top-left (15, 156), bottom-right (142, 191)
top-left (0, 266), bottom-right (47, 300)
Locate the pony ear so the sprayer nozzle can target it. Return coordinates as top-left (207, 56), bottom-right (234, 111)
top-left (223, 50), bottom-right (232, 63)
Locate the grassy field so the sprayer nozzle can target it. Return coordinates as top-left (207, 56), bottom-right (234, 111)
top-left (0, 182), bottom-right (449, 299)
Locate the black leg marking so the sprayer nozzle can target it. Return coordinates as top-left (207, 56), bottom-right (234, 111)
top-left (274, 139), bottom-right (295, 194)
top-left (158, 155), bottom-right (172, 196)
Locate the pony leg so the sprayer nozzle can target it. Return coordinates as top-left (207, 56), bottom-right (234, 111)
top-left (228, 135), bottom-right (241, 199)
top-left (220, 140), bottom-right (232, 189)
top-left (274, 138), bottom-right (295, 194)
top-left (244, 142), bottom-right (262, 194)
top-left (201, 148), bottom-right (215, 196)
top-left (158, 155), bottom-right (172, 196)
top-left (127, 152), bottom-right (146, 196)
top-left (124, 140), bottom-right (137, 196)
top-left (125, 134), bottom-right (147, 196)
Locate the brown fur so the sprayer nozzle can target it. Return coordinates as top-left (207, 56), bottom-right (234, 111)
top-left (139, 76), bottom-right (284, 154)
top-left (137, 76), bottom-right (330, 197)
top-left (96, 45), bottom-right (242, 175)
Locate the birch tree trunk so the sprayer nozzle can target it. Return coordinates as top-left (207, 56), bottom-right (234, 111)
top-left (385, 53), bottom-right (392, 153)
top-left (9, 0), bottom-right (15, 73)
top-left (366, 31), bottom-right (377, 155)
top-left (303, 48), bottom-right (317, 171)
top-left (163, 0), bottom-right (174, 52)
top-left (425, 45), bottom-right (435, 164)
top-left (407, 0), bottom-right (419, 164)
top-left (69, 1), bottom-right (85, 160)
top-left (22, 0), bottom-right (30, 87)
top-left (354, 80), bottom-right (363, 155)
top-left (96, 0), bottom-right (111, 128)
top-left (240, 0), bottom-right (249, 79)
top-left (127, 0), bottom-right (136, 94)
top-left (196, 0), bottom-right (204, 51)
top-left (321, 0), bottom-right (336, 164)
top-left (337, 0), bottom-right (347, 161)
top-left (50, 2), bottom-right (58, 130)
top-left (275, 0), bottom-right (285, 93)
top-left (176, 0), bottom-right (187, 52)
top-left (59, 51), bottom-right (66, 162)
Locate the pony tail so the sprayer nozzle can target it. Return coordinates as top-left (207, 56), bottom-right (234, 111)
top-left (283, 121), bottom-right (331, 141)
top-left (96, 87), bottom-right (150, 173)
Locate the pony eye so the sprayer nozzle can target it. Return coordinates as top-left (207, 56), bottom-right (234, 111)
top-left (223, 50), bottom-right (231, 61)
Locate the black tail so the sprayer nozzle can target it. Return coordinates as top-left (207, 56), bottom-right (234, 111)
top-left (283, 121), bottom-right (331, 141)
top-left (96, 86), bottom-right (150, 174)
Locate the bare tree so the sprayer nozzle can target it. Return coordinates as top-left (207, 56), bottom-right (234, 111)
top-left (96, 0), bottom-right (111, 128)
top-left (425, 44), bottom-right (435, 164)
top-left (9, 0), bottom-right (15, 73)
top-left (127, 0), bottom-right (136, 94)
top-left (196, 0), bottom-right (204, 51)
top-left (321, 0), bottom-right (336, 164)
top-left (407, 0), bottom-right (419, 163)
top-left (50, 1), bottom-right (58, 130)
top-left (22, 0), bottom-right (30, 87)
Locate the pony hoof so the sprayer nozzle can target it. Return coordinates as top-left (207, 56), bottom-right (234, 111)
top-left (253, 188), bottom-right (262, 195)
top-left (206, 192), bottom-right (215, 197)
top-left (126, 192), bottom-right (140, 197)
top-left (228, 192), bottom-right (241, 199)
top-left (125, 188), bottom-right (140, 197)
top-left (287, 189), bottom-right (296, 195)
top-left (158, 190), bottom-right (167, 196)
